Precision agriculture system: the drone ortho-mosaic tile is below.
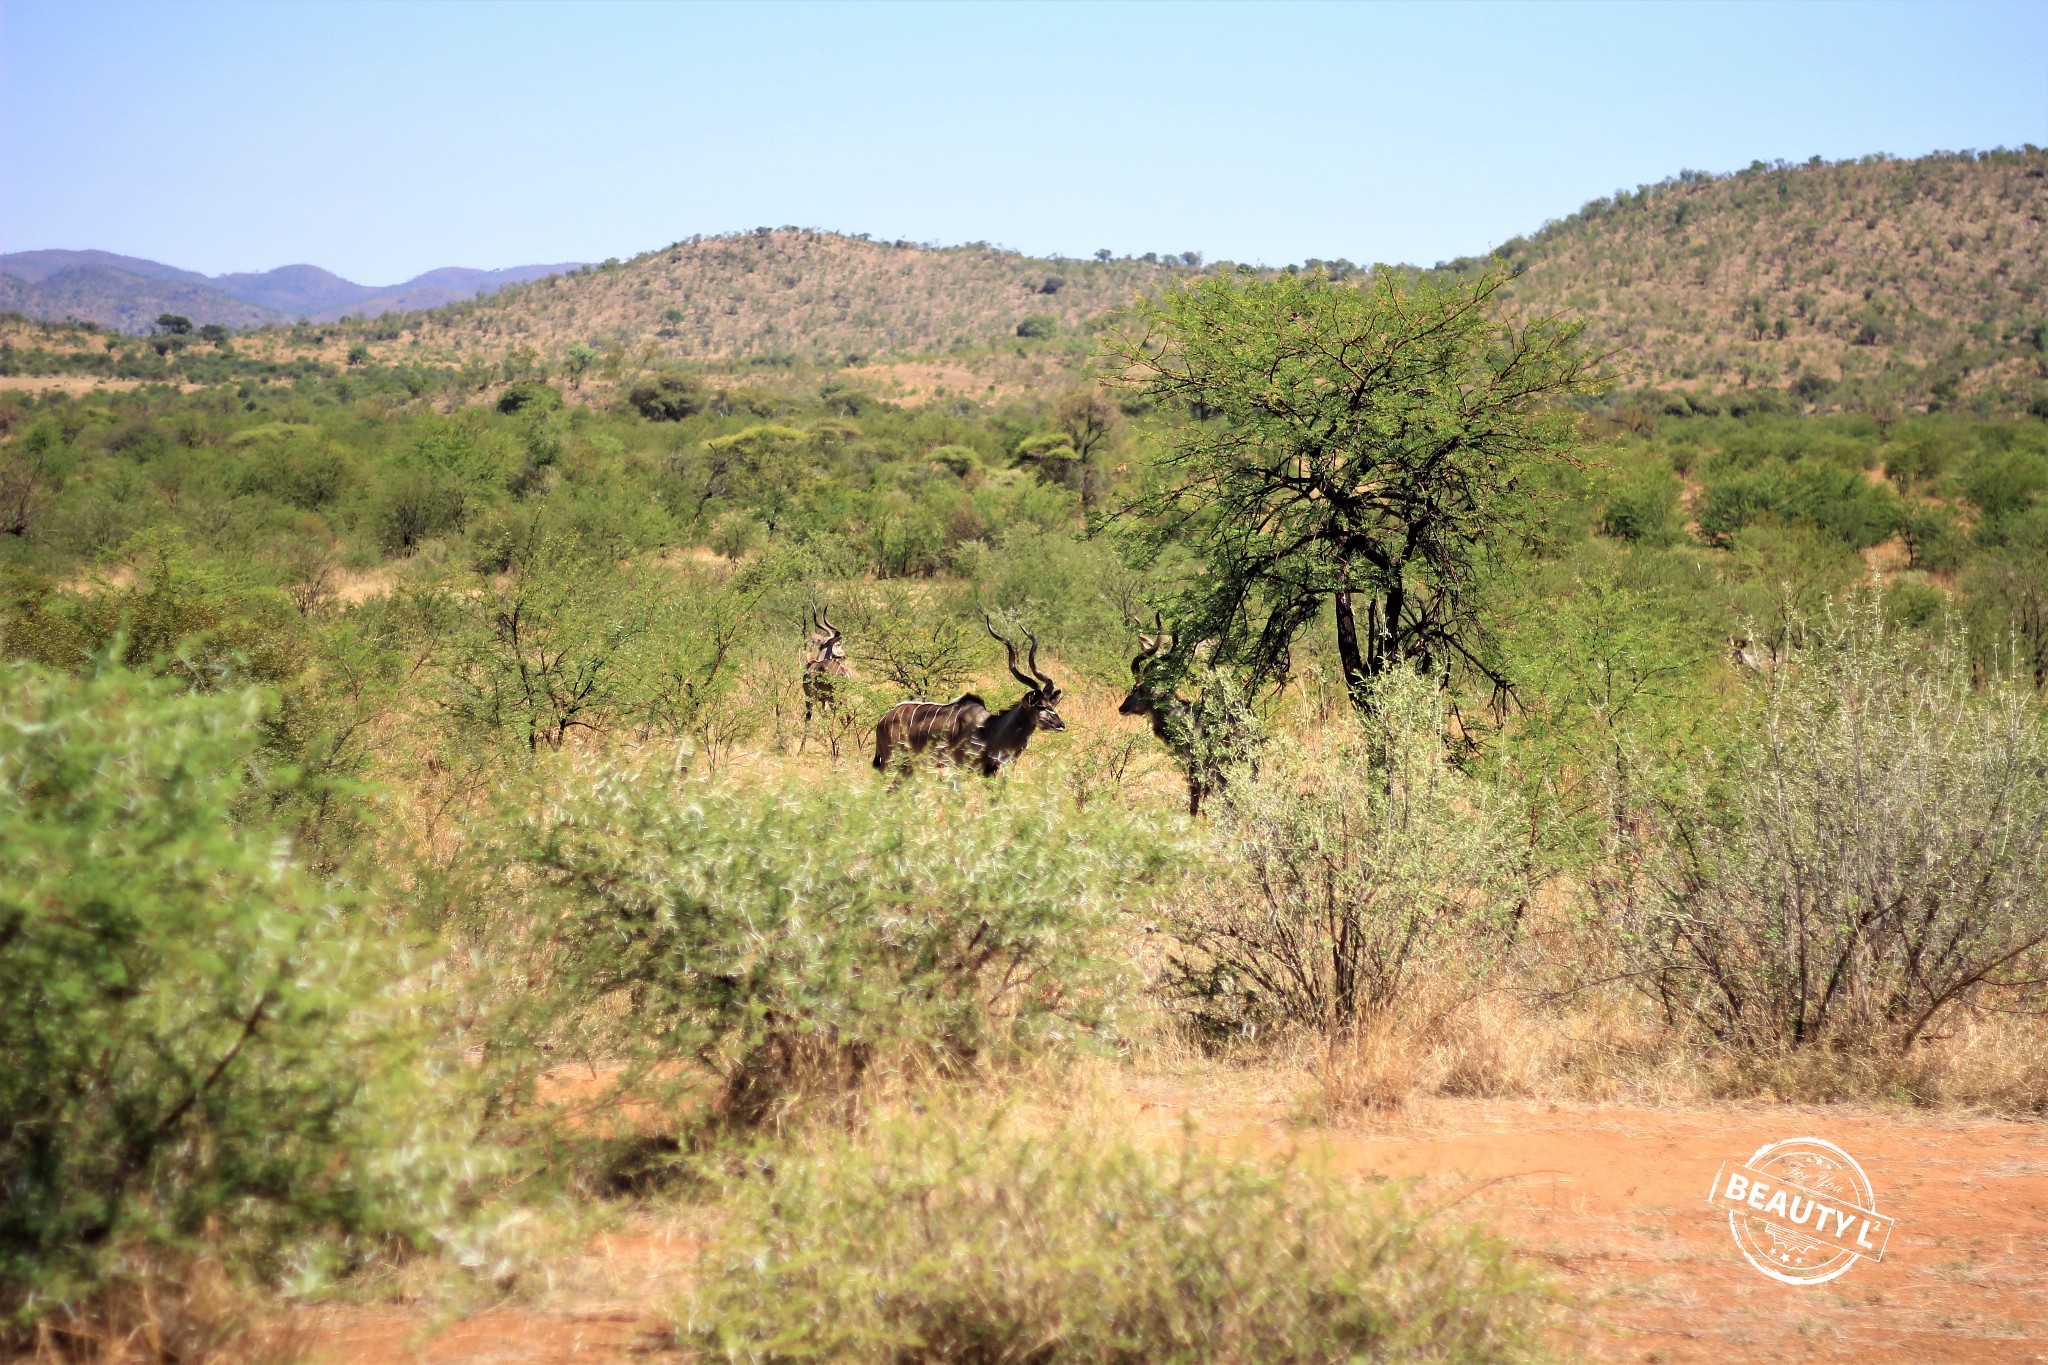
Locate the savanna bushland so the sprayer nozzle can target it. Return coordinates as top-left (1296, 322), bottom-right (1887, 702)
top-left (4, 148), bottom-right (2047, 1363)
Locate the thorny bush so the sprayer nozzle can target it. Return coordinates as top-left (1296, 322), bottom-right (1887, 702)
top-left (1163, 667), bottom-right (1525, 1043)
top-left (486, 761), bottom-right (1173, 1129)
top-left (1602, 590), bottom-right (2048, 1055)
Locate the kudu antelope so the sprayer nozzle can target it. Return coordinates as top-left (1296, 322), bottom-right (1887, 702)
top-left (1728, 634), bottom-right (1779, 676)
top-left (1120, 617), bottom-right (1251, 816)
top-left (802, 605), bottom-right (850, 724)
top-left (872, 616), bottom-right (1065, 776)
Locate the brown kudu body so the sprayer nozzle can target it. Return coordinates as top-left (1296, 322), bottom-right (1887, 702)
top-left (873, 616), bottom-right (1065, 776)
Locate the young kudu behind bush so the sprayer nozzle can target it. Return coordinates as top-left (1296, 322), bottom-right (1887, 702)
top-left (1120, 616), bottom-right (1259, 815)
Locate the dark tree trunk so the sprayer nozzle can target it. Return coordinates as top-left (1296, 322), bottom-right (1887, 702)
top-left (1333, 590), bottom-right (1369, 711)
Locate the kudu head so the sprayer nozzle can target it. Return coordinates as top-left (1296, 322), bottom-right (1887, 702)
top-left (809, 605), bottom-right (846, 666)
top-left (985, 614), bottom-right (1065, 732)
top-left (1119, 613), bottom-right (1171, 718)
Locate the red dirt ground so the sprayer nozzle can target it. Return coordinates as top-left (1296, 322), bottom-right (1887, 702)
top-left (305, 1077), bottom-right (2048, 1365)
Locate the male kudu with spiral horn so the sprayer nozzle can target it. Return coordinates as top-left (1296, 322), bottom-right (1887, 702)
top-left (872, 615), bottom-right (1065, 776)
top-left (801, 604), bottom-right (850, 725)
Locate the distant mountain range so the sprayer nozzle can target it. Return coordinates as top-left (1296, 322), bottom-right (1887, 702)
top-left (0, 249), bottom-right (581, 331)
top-left (385, 150), bottom-right (2038, 411)
top-left (8, 149), bottom-right (2041, 416)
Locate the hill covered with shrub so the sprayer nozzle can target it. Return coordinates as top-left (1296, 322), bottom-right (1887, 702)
top-left (370, 148), bottom-right (2040, 416)
top-left (1469, 148), bottom-right (2048, 416)
top-left (4, 149), bottom-right (2043, 420)
top-left (393, 229), bottom-right (1198, 364)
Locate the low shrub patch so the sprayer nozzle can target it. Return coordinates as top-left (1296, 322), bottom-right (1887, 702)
top-left (683, 1106), bottom-right (1553, 1364)
top-left (0, 663), bottom-right (446, 1338)
top-left (489, 763), bottom-right (1172, 1129)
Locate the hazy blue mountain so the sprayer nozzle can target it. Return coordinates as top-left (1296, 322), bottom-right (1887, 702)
top-left (0, 251), bottom-right (583, 330)
top-left (0, 249), bottom-right (216, 289)
top-left (209, 263), bottom-right (373, 316)
top-left (0, 263), bottom-right (278, 332)
top-left (345, 263), bottom-right (577, 316)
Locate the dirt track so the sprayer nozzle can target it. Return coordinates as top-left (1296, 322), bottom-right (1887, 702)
top-left (0, 375), bottom-right (201, 394)
top-left (1133, 1079), bottom-right (2048, 1365)
top-left (307, 1078), bottom-right (2048, 1364)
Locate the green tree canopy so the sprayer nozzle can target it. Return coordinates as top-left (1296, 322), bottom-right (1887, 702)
top-left (698, 423), bottom-right (811, 530)
top-left (563, 342), bottom-right (600, 388)
top-left (1106, 267), bottom-right (1605, 711)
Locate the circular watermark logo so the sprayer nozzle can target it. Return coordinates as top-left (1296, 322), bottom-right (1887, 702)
top-left (1706, 1137), bottom-right (1894, 1285)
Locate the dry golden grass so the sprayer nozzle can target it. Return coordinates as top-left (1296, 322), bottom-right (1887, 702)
top-left (22, 1253), bottom-right (307, 1365)
top-left (1295, 984), bottom-right (2048, 1123)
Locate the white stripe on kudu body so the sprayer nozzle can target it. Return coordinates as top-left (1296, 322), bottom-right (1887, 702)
top-left (872, 616), bottom-right (1065, 777)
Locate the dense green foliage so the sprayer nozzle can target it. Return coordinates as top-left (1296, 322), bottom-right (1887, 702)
top-left (0, 665), bottom-right (440, 1323)
top-left (1108, 267), bottom-right (1604, 708)
top-left (1, 354), bottom-right (2045, 798)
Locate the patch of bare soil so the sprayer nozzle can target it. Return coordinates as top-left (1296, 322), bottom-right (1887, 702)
top-left (331, 565), bottom-right (399, 604)
top-left (309, 1309), bottom-right (643, 1365)
top-left (0, 374), bottom-right (202, 394)
top-left (851, 360), bottom-right (1004, 405)
top-left (307, 1217), bottom-right (697, 1365)
top-left (300, 1080), bottom-right (2047, 1364)
top-left (1123, 1075), bottom-right (2048, 1365)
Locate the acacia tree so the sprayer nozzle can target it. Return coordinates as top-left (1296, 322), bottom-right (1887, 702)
top-left (1107, 267), bottom-right (1604, 712)
top-left (1055, 389), bottom-right (1119, 513)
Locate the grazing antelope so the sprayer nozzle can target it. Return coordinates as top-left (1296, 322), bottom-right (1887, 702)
top-left (872, 615), bottom-right (1065, 776)
top-left (802, 605), bottom-right (850, 724)
top-left (1728, 634), bottom-right (1778, 676)
top-left (1119, 617), bottom-right (1254, 816)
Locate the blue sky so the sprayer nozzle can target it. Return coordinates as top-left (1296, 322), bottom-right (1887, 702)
top-left (3, 0), bottom-right (2042, 284)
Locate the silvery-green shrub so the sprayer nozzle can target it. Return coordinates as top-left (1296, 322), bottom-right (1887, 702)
top-left (494, 763), bottom-right (1171, 1126)
top-left (1608, 590), bottom-right (2048, 1053)
top-left (685, 1105), bottom-right (1550, 1365)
